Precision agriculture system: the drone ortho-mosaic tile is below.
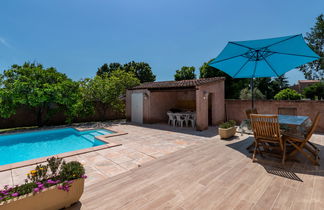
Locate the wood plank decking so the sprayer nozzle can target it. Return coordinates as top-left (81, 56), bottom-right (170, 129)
top-left (73, 132), bottom-right (324, 210)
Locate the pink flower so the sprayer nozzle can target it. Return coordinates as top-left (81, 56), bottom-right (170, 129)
top-left (11, 193), bottom-right (19, 197)
top-left (81, 175), bottom-right (87, 179)
top-left (33, 188), bottom-right (40, 193)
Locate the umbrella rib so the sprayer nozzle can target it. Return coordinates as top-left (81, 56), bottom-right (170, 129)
top-left (209, 53), bottom-right (247, 64)
top-left (262, 56), bottom-right (280, 77)
top-left (232, 59), bottom-right (251, 78)
top-left (268, 51), bottom-right (319, 59)
top-left (229, 42), bottom-right (253, 50)
top-left (264, 34), bottom-right (300, 48)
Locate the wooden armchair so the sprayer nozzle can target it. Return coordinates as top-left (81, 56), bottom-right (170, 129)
top-left (284, 112), bottom-right (320, 165)
top-left (250, 114), bottom-right (286, 164)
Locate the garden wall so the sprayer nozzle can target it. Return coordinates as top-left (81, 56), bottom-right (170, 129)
top-left (225, 99), bottom-right (324, 132)
top-left (0, 104), bottom-right (124, 129)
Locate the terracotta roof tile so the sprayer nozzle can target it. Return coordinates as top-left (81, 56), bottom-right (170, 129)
top-left (130, 77), bottom-right (225, 90)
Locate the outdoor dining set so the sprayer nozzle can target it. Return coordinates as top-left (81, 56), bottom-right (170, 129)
top-left (167, 111), bottom-right (196, 128)
top-left (241, 108), bottom-right (321, 165)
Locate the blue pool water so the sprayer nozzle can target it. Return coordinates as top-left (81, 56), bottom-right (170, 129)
top-left (0, 128), bottom-right (113, 165)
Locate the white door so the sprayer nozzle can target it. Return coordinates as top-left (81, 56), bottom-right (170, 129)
top-left (131, 93), bottom-right (143, 123)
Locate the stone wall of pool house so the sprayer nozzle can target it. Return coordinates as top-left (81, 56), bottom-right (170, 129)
top-left (225, 99), bottom-right (324, 132)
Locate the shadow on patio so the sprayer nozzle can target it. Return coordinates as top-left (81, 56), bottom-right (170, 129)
top-left (226, 135), bottom-right (324, 182)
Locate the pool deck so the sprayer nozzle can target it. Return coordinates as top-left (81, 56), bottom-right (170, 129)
top-left (1, 123), bottom-right (324, 209)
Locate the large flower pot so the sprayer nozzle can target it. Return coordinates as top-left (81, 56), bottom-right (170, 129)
top-left (219, 127), bottom-right (236, 139)
top-left (0, 178), bottom-right (84, 210)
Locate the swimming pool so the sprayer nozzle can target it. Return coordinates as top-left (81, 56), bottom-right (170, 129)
top-left (0, 128), bottom-right (113, 165)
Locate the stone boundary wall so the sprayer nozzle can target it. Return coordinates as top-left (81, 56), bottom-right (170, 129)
top-left (0, 104), bottom-right (124, 129)
top-left (225, 99), bottom-right (324, 132)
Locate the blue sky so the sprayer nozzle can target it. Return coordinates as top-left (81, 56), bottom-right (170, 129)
top-left (0, 0), bottom-right (323, 84)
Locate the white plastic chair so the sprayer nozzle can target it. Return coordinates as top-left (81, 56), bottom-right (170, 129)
top-left (167, 112), bottom-right (176, 127)
top-left (175, 114), bottom-right (185, 127)
top-left (184, 114), bottom-right (191, 127)
top-left (188, 113), bottom-right (196, 128)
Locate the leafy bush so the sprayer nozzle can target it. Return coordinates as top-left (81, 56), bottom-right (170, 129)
top-left (274, 88), bottom-right (303, 100)
top-left (60, 161), bottom-right (85, 181)
top-left (240, 88), bottom-right (265, 100)
top-left (303, 82), bottom-right (324, 100)
top-left (219, 120), bottom-right (236, 129)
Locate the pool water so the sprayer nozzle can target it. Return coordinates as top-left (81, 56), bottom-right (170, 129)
top-left (0, 128), bottom-right (112, 165)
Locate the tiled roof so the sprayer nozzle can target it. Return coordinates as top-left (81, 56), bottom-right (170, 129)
top-left (130, 77), bottom-right (225, 90)
top-left (299, 80), bottom-right (320, 83)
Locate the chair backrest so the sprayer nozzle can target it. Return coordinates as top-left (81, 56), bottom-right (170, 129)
top-left (175, 114), bottom-right (183, 121)
top-left (246, 108), bottom-right (258, 119)
top-left (250, 114), bottom-right (282, 146)
top-left (278, 107), bottom-right (297, 116)
top-left (305, 112), bottom-right (321, 141)
top-left (167, 112), bottom-right (175, 120)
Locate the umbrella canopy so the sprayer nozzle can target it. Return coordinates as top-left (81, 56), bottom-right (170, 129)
top-left (208, 34), bottom-right (320, 79)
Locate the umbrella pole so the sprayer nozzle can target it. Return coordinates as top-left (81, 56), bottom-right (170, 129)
top-left (251, 78), bottom-right (254, 109)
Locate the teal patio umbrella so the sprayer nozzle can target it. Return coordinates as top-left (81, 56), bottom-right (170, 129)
top-left (208, 34), bottom-right (320, 108)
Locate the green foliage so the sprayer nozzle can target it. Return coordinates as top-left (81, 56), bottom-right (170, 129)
top-left (0, 63), bottom-right (81, 125)
top-left (219, 120), bottom-right (236, 129)
top-left (174, 66), bottom-right (196, 81)
top-left (96, 61), bottom-right (156, 83)
top-left (47, 157), bottom-right (63, 176)
top-left (303, 82), bottom-right (324, 100)
top-left (199, 60), bottom-right (249, 99)
top-left (80, 70), bottom-right (140, 119)
top-left (254, 76), bottom-right (289, 99)
top-left (274, 88), bottom-right (303, 100)
top-left (97, 63), bottom-right (123, 77)
top-left (240, 88), bottom-right (266, 100)
top-left (123, 61), bottom-right (156, 83)
top-left (299, 14), bottom-right (324, 79)
top-left (59, 161), bottom-right (85, 181)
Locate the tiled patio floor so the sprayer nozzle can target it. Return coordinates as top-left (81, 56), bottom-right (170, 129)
top-left (0, 123), bottom-right (211, 188)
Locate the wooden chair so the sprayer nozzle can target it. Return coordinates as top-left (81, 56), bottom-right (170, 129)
top-left (278, 107), bottom-right (297, 116)
top-left (250, 114), bottom-right (286, 164)
top-left (246, 108), bottom-right (258, 119)
top-left (284, 112), bottom-right (320, 165)
top-left (239, 108), bottom-right (258, 135)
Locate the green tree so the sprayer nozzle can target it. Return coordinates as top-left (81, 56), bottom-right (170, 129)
top-left (274, 88), bottom-right (303, 100)
top-left (0, 63), bottom-right (81, 125)
top-left (80, 70), bottom-right (140, 120)
top-left (199, 60), bottom-right (249, 99)
top-left (97, 61), bottom-right (156, 83)
top-left (123, 61), bottom-right (156, 83)
top-left (96, 63), bottom-right (123, 76)
top-left (254, 75), bottom-right (289, 99)
top-left (239, 88), bottom-right (265, 100)
top-left (174, 66), bottom-right (196, 81)
top-left (299, 14), bottom-right (324, 79)
top-left (303, 82), bottom-right (324, 100)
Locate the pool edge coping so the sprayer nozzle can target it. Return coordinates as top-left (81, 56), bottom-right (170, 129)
top-left (0, 127), bottom-right (127, 172)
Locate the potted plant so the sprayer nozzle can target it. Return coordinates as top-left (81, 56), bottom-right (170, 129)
top-left (219, 120), bottom-right (236, 139)
top-left (0, 157), bottom-right (87, 210)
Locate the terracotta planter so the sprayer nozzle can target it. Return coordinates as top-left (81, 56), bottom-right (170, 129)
top-left (219, 127), bottom-right (236, 139)
top-left (0, 178), bottom-right (84, 210)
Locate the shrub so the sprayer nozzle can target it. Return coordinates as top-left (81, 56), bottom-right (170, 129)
top-left (303, 82), bottom-right (324, 100)
top-left (219, 120), bottom-right (236, 129)
top-left (274, 88), bottom-right (303, 100)
top-left (60, 161), bottom-right (85, 181)
top-left (240, 88), bottom-right (265, 100)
